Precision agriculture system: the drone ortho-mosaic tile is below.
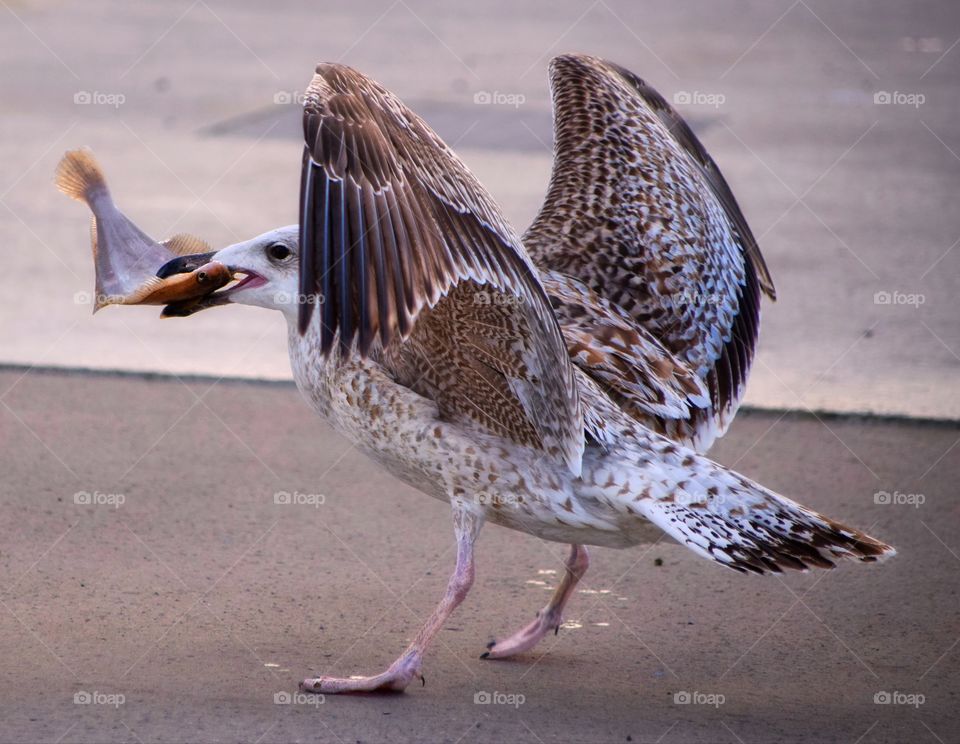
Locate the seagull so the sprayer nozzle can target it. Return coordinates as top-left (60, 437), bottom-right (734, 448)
top-left (155, 54), bottom-right (894, 694)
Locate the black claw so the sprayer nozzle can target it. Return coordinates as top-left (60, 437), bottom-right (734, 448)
top-left (486, 639), bottom-right (496, 649)
top-left (479, 651), bottom-right (490, 660)
top-left (421, 674), bottom-right (426, 687)
top-left (554, 625), bottom-right (560, 636)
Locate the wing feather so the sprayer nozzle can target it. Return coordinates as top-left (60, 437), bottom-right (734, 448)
top-left (297, 63), bottom-right (583, 473)
top-left (545, 271), bottom-right (710, 429)
top-left (527, 54), bottom-right (775, 452)
top-left (604, 60), bottom-right (775, 299)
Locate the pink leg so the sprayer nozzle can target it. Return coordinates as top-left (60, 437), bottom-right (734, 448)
top-left (482, 543), bottom-right (588, 660)
top-left (300, 506), bottom-right (482, 694)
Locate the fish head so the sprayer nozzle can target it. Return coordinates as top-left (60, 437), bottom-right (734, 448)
top-left (159, 225), bottom-right (301, 320)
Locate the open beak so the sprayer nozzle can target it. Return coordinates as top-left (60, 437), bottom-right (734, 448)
top-left (156, 251), bottom-right (263, 317)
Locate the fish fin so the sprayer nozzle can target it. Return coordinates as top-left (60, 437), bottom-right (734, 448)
top-left (161, 233), bottom-right (212, 256)
top-left (55, 148), bottom-right (109, 204)
top-left (97, 277), bottom-right (168, 312)
top-left (90, 216), bottom-right (107, 314)
top-left (121, 276), bottom-right (167, 305)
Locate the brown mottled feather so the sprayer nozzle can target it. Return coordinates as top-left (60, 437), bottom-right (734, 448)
top-left (544, 270), bottom-right (709, 427)
top-left (382, 282), bottom-right (546, 452)
top-left (297, 63), bottom-right (584, 473)
top-left (525, 54), bottom-right (776, 452)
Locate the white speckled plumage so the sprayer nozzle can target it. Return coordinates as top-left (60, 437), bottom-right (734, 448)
top-left (173, 55), bottom-right (894, 693)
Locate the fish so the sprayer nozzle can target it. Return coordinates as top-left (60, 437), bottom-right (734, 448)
top-left (55, 148), bottom-right (233, 312)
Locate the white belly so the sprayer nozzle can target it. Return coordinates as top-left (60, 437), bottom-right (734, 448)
top-left (286, 325), bottom-right (666, 549)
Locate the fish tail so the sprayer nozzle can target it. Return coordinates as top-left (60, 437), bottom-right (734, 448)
top-left (55, 148), bottom-right (110, 204)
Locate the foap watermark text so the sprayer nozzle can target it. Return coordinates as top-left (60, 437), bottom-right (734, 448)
top-left (473, 91), bottom-right (525, 108)
top-left (474, 690), bottom-right (525, 707)
top-left (674, 690), bottom-right (725, 707)
top-left (74, 691), bottom-right (125, 707)
top-left (74, 91), bottom-right (125, 108)
top-left (274, 690), bottom-right (324, 706)
top-left (74, 491), bottom-right (125, 509)
top-left (874, 91), bottom-right (925, 108)
top-left (274, 490), bottom-right (326, 508)
top-left (874, 690), bottom-right (925, 708)
top-left (874, 290), bottom-right (925, 307)
top-left (874, 490), bottom-right (924, 508)
top-left (673, 91), bottom-right (725, 108)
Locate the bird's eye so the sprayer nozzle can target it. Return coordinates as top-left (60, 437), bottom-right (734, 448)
top-left (266, 243), bottom-right (292, 261)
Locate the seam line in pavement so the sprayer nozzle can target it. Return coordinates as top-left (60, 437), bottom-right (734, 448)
top-left (2, 362), bottom-right (958, 428)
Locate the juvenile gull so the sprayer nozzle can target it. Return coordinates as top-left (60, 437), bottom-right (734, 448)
top-left (154, 54), bottom-right (894, 694)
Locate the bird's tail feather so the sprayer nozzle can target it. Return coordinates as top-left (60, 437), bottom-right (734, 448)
top-left (638, 487), bottom-right (894, 574)
top-left (600, 432), bottom-right (895, 574)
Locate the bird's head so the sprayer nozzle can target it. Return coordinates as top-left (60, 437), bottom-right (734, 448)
top-left (158, 224), bottom-right (302, 321)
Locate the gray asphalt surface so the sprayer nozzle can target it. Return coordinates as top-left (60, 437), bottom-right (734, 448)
top-left (1, 368), bottom-right (958, 744)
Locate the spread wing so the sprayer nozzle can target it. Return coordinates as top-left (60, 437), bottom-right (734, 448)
top-left (297, 63), bottom-right (583, 473)
top-left (526, 54), bottom-right (775, 451)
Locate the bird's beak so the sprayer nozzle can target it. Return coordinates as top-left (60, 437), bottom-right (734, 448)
top-left (156, 251), bottom-right (236, 317)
